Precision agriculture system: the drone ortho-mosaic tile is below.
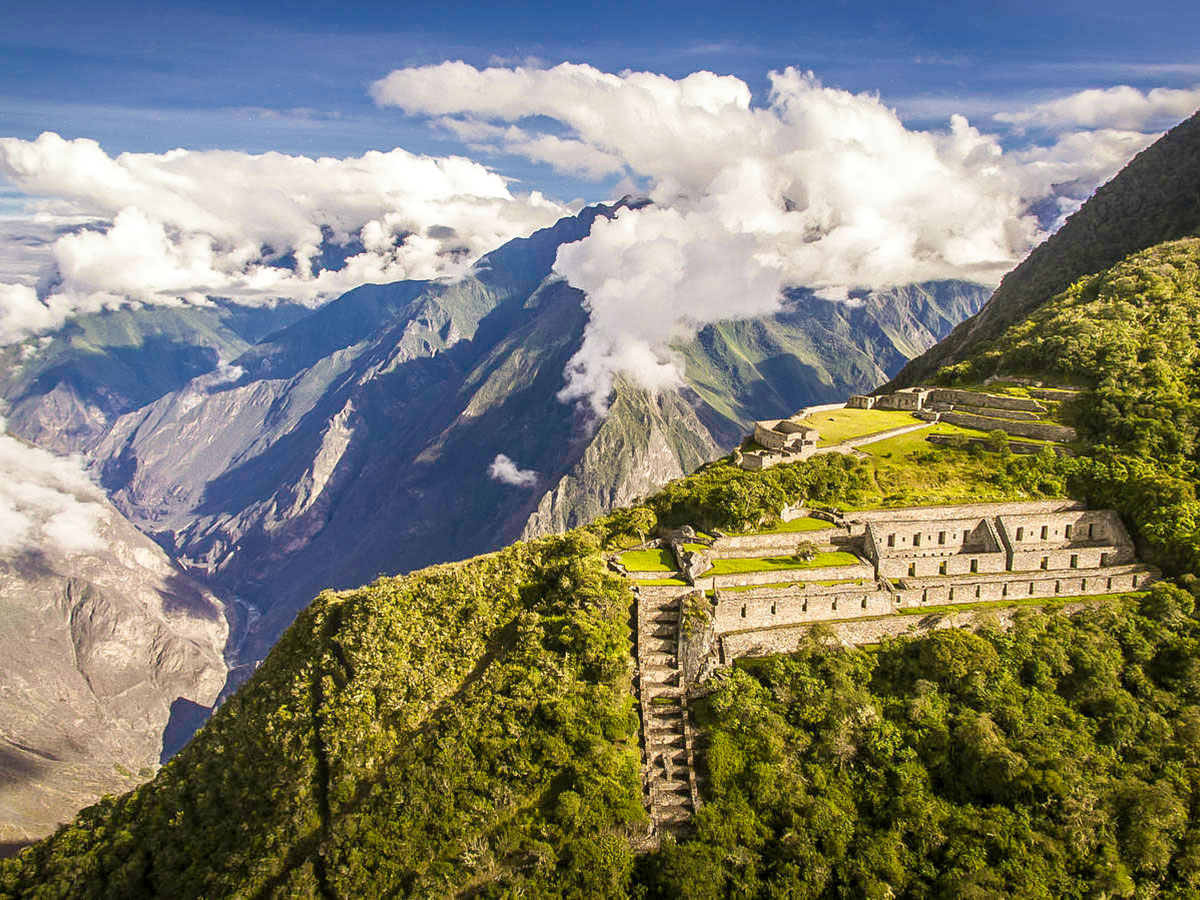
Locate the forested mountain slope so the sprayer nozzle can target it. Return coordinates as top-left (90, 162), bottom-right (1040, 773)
top-left (890, 107), bottom-right (1200, 387)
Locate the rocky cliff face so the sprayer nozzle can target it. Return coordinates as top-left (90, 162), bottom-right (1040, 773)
top-left (0, 434), bottom-right (228, 847)
top-left (0, 301), bottom-right (309, 455)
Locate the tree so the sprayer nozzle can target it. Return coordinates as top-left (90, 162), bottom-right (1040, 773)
top-left (795, 541), bottom-right (819, 562)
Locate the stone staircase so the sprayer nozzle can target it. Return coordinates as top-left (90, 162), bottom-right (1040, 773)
top-left (635, 586), bottom-right (700, 841)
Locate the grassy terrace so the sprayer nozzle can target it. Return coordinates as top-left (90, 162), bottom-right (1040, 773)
top-left (706, 551), bottom-right (862, 576)
top-left (617, 548), bottom-right (676, 571)
top-left (632, 577), bottom-right (690, 586)
top-left (734, 515), bottom-right (831, 535)
top-left (837, 419), bottom-right (1076, 509)
top-left (797, 408), bottom-right (924, 446)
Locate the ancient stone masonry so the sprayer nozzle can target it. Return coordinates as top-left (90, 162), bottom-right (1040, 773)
top-left (632, 585), bottom-right (701, 843)
top-left (738, 385), bottom-right (1077, 471)
top-left (615, 494), bottom-right (1152, 833)
top-left (616, 500), bottom-right (1157, 680)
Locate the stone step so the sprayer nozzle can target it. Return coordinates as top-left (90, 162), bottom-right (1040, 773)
top-left (642, 635), bottom-right (677, 652)
top-left (641, 652), bottom-right (677, 667)
top-left (649, 625), bottom-right (677, 639)
top-left (650, 705), bottom-right (683, 719)
top-left (656, 778), bottom-right (691, 795)
top-left (646, 727), bottom-right (685, 744)
top-left (657, 787), bottom-right (696, 806)
top-left (641, 669), bottom-right (680, 686)
top-left (657, 806), bottom-right (694, 824)
top-left (643, 691), bottom-right (681, 705)
top-left (649, 610), bottom-right (678, 623)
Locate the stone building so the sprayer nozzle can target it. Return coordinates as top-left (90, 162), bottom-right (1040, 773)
top-left (862, 515), bottom-right (1008, 578)
top-left (629, 500), bottom-right (1160, 673)
top-left (874, 387), bottom-right (934, 411)
top-left (741, 417), bottom-right (821, 470)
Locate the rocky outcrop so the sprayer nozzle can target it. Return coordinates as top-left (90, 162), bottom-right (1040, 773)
top-left (0, 490), bottom-right (227, 847)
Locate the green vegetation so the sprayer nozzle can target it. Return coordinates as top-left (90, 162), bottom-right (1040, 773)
top-left (736, 516), bottom-right (831, 535)
top-left (647, 586), bottom-right (1200, 898)
top-left (943, 239), bottom-right (1200, 468)
top-left (894, 108), bottom-right (1200, 384)
top-left (617, 548), bottom-right (677, 572)
top-left (799, 408), bottom-right (924, 445)
top-left (633, 577), bottom-right (691, 587)
top-left (1, 533), bottom-right (644, 898)
top-left (12, 200), bottom-right (1200, 895)
top-left (706, 551), bottom-right (862, 577)
top-left (649, 452), bottom-right (875, 532)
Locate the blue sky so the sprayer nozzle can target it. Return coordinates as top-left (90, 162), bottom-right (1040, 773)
top-left (4, 0), bottom-right (1200, 200)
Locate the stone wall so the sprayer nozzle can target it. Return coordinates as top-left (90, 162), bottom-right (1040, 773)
top-left (878, 551), bottom-right (1008, 580)
top-left (929, 388), bottom-right (1044, 412)
top-left (710, 527), bottom-right (844, 557)
top-left (951, 405), bottom-right (1044, 421)
top-left (995, 509), bottom-right (1129, 550)
top-left (713, 585), bottom-right (894, 632)
top-left (893, 563), bottom-right (1155, 607)
top-left (1009, 545), bottom-right (1126, 573)
top-left (753, 422), bottom-right (789, 451)
top-left (925, 434), bottom-right (1070, 455)
top-left (697, 560), bottom-right (876, 590)
top-left (876, 390), bottom-right (930, 411)
top-left (940, 411), bottom-right (1077, 442)
top-left (721, 598), bottom-right (1130, 658)
top-left (848, 499), bottom-right (1084, 524)
top-left (1028, 388), bottom-right (1082, 401)
top-left (867, 516), bottom-right (1001, 557)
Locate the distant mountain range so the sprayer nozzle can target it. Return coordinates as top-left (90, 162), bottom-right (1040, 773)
top-left (0, 203), bottom-right (984, 668)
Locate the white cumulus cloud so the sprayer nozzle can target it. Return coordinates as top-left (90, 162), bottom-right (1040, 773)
top-left (0, 132), bottom-right (569, 345)
top-left (997, 84), bottom-right (1200, 131)
top-left (374, 62), bottom-right (1178, 413)
top-left (0, 417), bottom-right (107, 557)
top-left (488, 453), bottom-right (538, 487)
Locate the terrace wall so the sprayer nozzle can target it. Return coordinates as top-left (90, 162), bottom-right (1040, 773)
top-left (940, 411), bottom-right (1077, 442)
top-left (929, 389), bottom-right (1045, 412)
top-left (848, 500), bottom-right (1084, 524)
top-left (713, 586), bottom-right (894, 632)
top-left (696, 560), bottom-right (875, 590)
top-left (893, 564), bottom-right (1155, 607)
top-left (720, 599), bottom-right (1116, 657)
top-left (878, 551), bottom-right (1008, 580)
top-left (709, 527), bottom-right (845, 557)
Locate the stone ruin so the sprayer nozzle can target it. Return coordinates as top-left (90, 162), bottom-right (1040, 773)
top-left (740, 387), bottom-right (1078, 470)
top-left (621, 499), bottom-right (1156, 678)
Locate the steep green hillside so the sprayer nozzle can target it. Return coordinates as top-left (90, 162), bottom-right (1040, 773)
top-left (892, 108), bottom-right (1200, 386)
top-left (1, 532), bottom-right (643, 898)
top-left (941, 239), bottom-right (1200, 467)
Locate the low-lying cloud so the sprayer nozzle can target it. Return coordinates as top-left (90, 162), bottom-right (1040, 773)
top-left (373, 63), bottom-right (1181, 413)
top-left (0, 132), bottom-right (569, 344)
top-left (488, 453), bottom-right (538, 487)
top-left (0, 417), bottom-right (108, 557)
